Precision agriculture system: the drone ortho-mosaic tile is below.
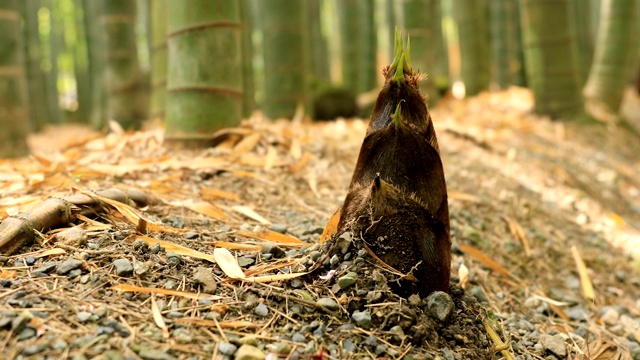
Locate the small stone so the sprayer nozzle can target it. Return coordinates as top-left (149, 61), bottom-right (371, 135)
top-left (427, 291), bottom-right (454, 323)
top-left (234, 344), bottom-right (265, 360)
top-left (539, 333), bottom-right (567, 357)
top-left (567, 307), bottom-right (588, 322)
top-left (149, 243), bottom-right (162, 254)
top-left (219, 342), bottom-right (238, 355)
top-left (524, 296), bottom-right (541, 308)
top-left (330, 255), bottom-right (340, 266)
top-left (261, 242), bottom-right (286, 258)
top-left (237, 335), bottom-right (260, 346)
top-left (113, 259), bottom-right (133, 277)
top-left (193, 267), bottom-right (217, 293)
top-left (374, 344), bottom-right (388, 356)
top-left (408, 294), bottom-right (422, 306)
top-left (166, 253), bottom-right (182, 265)
top-left (351, 310), bottom-right (372, 330)
top-left (25, 256), bottom-right (36, 266)
top-left (269, 224), bottom-right (288, 234)
top-left (96, 326), bottom-right (115, 336)
top-left (316, 298), bottom-right (339, 311)
top-left (167, 311), bottom-right (184, 318)
top-left (364, 335), bottom-right (378, 347)
top-left (17, 327), bottom-right (36, 340)
top-left (254, 303), bottom-right (269, 317)
top-left (337, 272), bottom-right (357, 289)
top-left (342, 339), bottom-right (356, 353)
top-left (467, 286), bottom-right (488, 303)
top-left (56, 258), bottom-right (83, 275)
top-left (292, 333), bottom-right (306, 343)
top-left (132, 239), bottom-right (150, 252)
top-left (290, 279), bottom-right (303, 288)
top-left (138, 347), bottom-right (177, 360)
top-left (601, 307), bottom-right (620, 325)
top-left (238, 256), bottom-right (255, 267)
top-left (336, 232), bottom-right (352, 254)
top-left (22, 343), bottom-right (49, 355)
top-left (389, 325), bottom-right (405, 341)
top-left (184, 231), bottom-right (199, 239)
top-left (53, 339), bottom-right (68, 350)
top-left (309, 251), bottom-right (322, 261)
top-left (77, 311), bottom-right (93, 322)
top-left (165, 280), bottom-right (178, 290)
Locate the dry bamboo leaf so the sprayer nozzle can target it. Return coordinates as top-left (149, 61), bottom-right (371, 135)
top-left (231, 206), bottom-right (271, 225)
top-left (77, 189), bottom-right (186, 233)
top-left (136, 235), bottom-right (217, 263)
top-left (289, 138), bottom-right (302, 159)
top-left (264, 145), bottom-right (278, 171)
top-left (448, 191), bottom-right (481, 203)
top-left (213, 248), bottom-right (246, 279)
top-left (289, 152), bottom-right (312, 173)
top-left (175, 318), bottom-right (261, 329)
top-left (319, 208), bottom-right (341, 244)
top-left (571, 245), bottom-right (595, 301)
top-left (235, 230), bottom-right (308, 247)
top-left (229, 169), bottom-right (258, 179)
top-left (151, 295), bottom-right (169, 339)
top-left (183, 200), bottom-right (227, 221)
top-left (200, 188), bottom-right (240, 202)
top-left (244, 272), bottom-right (307, 283)
top-left (458, 263), bottom-right (469, 288)
top-left (548, 302), bottom-right (570, 322)
top-left (112, 284), bottom-right (221, 300)
top-left (32, 248), bottom-right (66, 258)
top-left (503, 216), bottom-right (531, 256)
top-left (245, 260), bottom-right (301, 276)
top-left (458, 243), bottom-right (518, 280)
top-left (230, 132), bottom-right (261, 160)
top-left (205, 241), bottom-right (261, 251)
top-left (0, 270), bottom-right (17, 279)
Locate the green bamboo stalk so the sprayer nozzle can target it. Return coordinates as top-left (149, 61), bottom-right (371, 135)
top-left (451, 0), bottom-right (491, 96)
top-left (337, 0), bottom-right (377, 95)
top-left (490, 0), bottom-right (523, 89)
top-left (73, 0), bottom-right (91, 123)
top-left (39, 0), bottom-right (62, 125)
top-left (100, 0), bottom-right (144, 129)
top-left (149, 0), bottom-right (167, 120)
top-left (165, 0), bottom-right (242, 146)
top-left (573, 0), bottom-right (594, 85)
top-left (583, 0), bottom-right (639, 114)
top-left (84, 0), bottom-right (106, 128)
top-left (0, 0), bottom-right (30, 157)
top-left (258, 0), bottom-right (307, 119)
top-left (519, 0), bottom-right (583, 118)
top-left (20, 0), bottom-right (49, 130)
top-left (240, 0), bottom-right (255, 118)
top-left (307, 0), bottom-right (330, 84)
top-left (394, 0), bottom-right (441, 105)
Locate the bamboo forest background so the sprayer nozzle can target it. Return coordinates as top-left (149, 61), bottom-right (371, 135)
top-left (1, 0), bottom-right (639, 157)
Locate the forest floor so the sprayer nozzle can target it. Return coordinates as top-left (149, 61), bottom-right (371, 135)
top-left (1, 88), bottom-right (640, 360)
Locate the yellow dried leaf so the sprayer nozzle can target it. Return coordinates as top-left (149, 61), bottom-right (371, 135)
top-left (231, 206), bottom-right (270, 225)
top-left (183, 200), bottom-right (227, 220)
top-left (571, 245), bottom-right (595, 301)
top-left (289, 152), bottom-right (312, 173)
top-left (264, 146), bottom-right (278, 171)
top-left (213, 248), bottom-right (246, 279)
top-left (200, 188), bottom-right (240, 202)
top-left (235, 230), bottom-right (307, 247)
top-left (503, 216), bottom-right (530, 257)
top-left (231, 132), bottom-right (261, 159)
top-left (175, 318), bottom-right (261, 329)
top-left (112, 284), bottom-right (220, 300)
top-left (136, 235), bottom-right (216, 263)
top-left (206, 241), bottom-right (261, 251)
top-left (244, 272), bottom-right (307, 283)
top-left (151, 296), bottom-right (169, 339)
top-left (319, 208), bottom-right (341, 244)
top-left (459, 243), bottom-right (518, 281)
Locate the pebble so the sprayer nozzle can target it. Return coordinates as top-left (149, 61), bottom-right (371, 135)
top-left (56, 258), bottom-right (83, 275)
top-left (364, 335), bottom-right (378, 347)
top-left (337, 272), bottom-right (357, 289)
top-left (138, 347), bottom-right (177, 360)
top-left (389, 325), bottom-right (405, 340)
top-left (427, 291), bottom-right (454, 323)
top-left (601, 307), bottom-right (620, 325)
top-left (330, 255), bottom-right (340, 266)
top-left (165, 280), bottom-right (178, 290)
top-left (166, 253), bottom-right (182, 265)
top-left (316, 298), bottom-right (339, 311)
top-left (77, 311), bottom-right (93, 322)
top-left (292, 333), bottom-right (306, 343)
top-left (237, 335), bottom-right (260, 346)
top-left (269, 224), bottom-right (288, 234)
top-left (342, 338), bottom-right (356, 353)
top-left (309, 251), bottom-right (322, 261)
top-left (523, 296), bottom-right (541, 308)
top-left (336, 232), bottom-right (352, 254)
top-left (193, 267), bottom-right (217, 293)
top-left (351, 310), bottom-right (372, 330)
top-left (234, 344), bottom-right (265, 360)
top-left (17, 327), bottom-right (36, 340)
top-left (52, 339), bottom-right (68, 350)
top-left (22, 343), bottom-right (49, 355)
top-left (261, 242), bottom-right (286, 258)
top-left (238, 256), bottom-right (255, 267)
top-left (184, 231), bottom-right (199, 239)
top-left (25, 256), bottom-right (36, 266)
top-left (539, 333), bottom-right (567, 357)
top-left (134, 261), bottom-right (149, 276)
top-left (254, 303), bottom-right (269, 317)
top-left (113, 258), bottom-right (133, 277)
